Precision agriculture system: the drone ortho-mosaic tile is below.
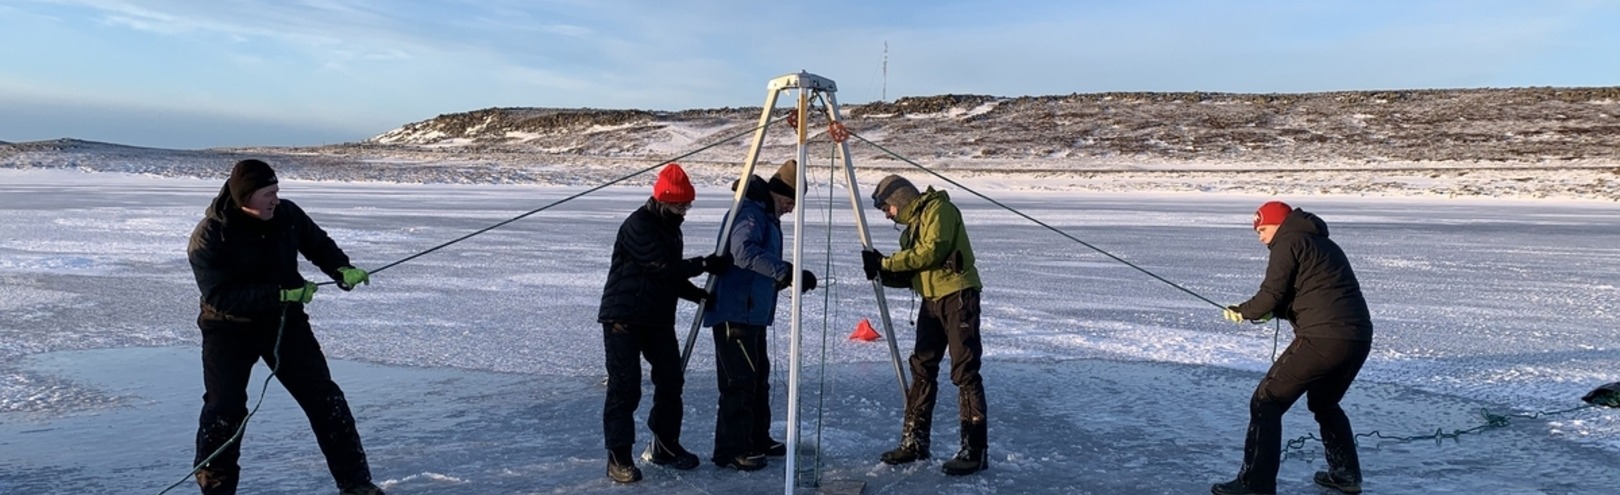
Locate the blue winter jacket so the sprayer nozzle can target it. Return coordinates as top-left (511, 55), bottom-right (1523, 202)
top-left (702, 177), bottom-right (792, 327)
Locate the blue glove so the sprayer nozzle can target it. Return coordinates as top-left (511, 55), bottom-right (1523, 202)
top-left (337, 266), bottom-right (370, 291)
top-left (280, 280), bottom-right (318, 304)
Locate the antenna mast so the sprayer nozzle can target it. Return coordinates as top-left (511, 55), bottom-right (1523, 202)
top-left (882, 41), bottom-right (888, 102)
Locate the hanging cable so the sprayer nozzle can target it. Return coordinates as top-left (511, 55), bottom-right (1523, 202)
top-left (1271, 319), bottom-right (1283, 362)
top-left (315, 119), bottom-right (781, 286)
top-left (843, 130), bottom-right (1225, 310)
top-left (811, 143), bottom-right (839, 485)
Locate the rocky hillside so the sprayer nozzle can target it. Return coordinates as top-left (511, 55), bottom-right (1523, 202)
top-left (5, 87), bottom-right (1620, 199)
top-left (365, 87), bottom-right (1620, 165)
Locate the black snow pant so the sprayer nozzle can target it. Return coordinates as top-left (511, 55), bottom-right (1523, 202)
top-left (711, 322), bottom-right (772, 462)
top-left (193, 306), bottom-right (372, 495)
top-left (904, 288), bottom-right (987, 428)
top-left (1236, 336), bottom-right (1371, 492)
top-left (601, 322), bottom-right (686, 451)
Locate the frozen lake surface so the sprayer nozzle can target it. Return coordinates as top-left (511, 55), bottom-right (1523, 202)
top-left (2, 169), bottom-right (1618, 494)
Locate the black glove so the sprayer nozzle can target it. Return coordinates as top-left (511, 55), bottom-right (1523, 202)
top-left (774, 264), bottom-right (818, 293)
top-left (677, 283), bottom-right (708, 303)
top-left (861, 249), bottom-right (884, 280)
top-left (775, 263), bottom-right (794, 291)
top-left (701, 253), bottom-right (733, 275)
top-left (723, 323), bottom-right (755, 341)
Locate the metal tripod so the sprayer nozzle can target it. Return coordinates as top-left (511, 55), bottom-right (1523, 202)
top-left (676, 71), bottom-right (908, 494)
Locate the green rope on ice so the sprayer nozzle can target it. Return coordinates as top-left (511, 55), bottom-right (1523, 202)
top-left (1281, 404), bottom-right (1600, 459)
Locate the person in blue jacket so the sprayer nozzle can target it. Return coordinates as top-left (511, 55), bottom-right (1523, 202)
top-left (701, 160), bottom-right (817, 471)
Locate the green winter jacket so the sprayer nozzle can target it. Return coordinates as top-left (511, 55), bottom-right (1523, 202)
top-left (880, 188), bottom-right (982, 299)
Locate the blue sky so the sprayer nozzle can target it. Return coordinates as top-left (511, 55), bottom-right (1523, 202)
top-left (2, 0), bottom-right (1617, 149)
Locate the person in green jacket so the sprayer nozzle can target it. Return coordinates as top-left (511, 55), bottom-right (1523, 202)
top-left (861, 174), bottom-right (988, 476)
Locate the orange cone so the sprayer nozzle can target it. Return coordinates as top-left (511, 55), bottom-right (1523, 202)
top-left (849, 318), bottom-right (880, 342)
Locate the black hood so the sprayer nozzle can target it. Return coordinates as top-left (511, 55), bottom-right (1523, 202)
top-left (1269, 209), bottom-right (1329, 247)
top-left (205, 183), bottom-right (260, 227)
top-left (730, 175), bottom-right (775, 213)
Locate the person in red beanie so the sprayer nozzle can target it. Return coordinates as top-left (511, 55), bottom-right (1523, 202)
top-left (1213, 201), bottom-right (1373, 495)
top-left (596, 163), bottom-right (728, 482)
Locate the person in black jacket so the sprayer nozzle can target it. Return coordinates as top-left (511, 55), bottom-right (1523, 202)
top-left (597, 163), bottom-right (728, 483)
top-left (1212, 201), bottom-right (1373, 495)
top-left (186, 159), bottom-right (382, 495)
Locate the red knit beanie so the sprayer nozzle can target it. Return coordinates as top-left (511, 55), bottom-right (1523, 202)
top-left (653, 163), bottom-right (695, 203)
top-left (1253, 201), bottom-right (1292, 229)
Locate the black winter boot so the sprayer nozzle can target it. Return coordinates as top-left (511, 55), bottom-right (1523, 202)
top-left (755, 437), bottom-right (787, 457)
top-left (714, 452), bottom-right (767, 471)
top-left (1313, 469), bottom-right (1362, 494)
top-left (644, 438), bottom-right (700, 470)
top-left (879, 418), bottom-right (932, 465)
top-left (941, 420), bottom-right (988, 475)
top-left (606, 446), bottom-right (642, 483)
top-left (1210, 479), bottom-right (1273, 495)
top-left (194, 468), bottom-right (236, 495)
top-left (338, 482), bottom-right (386, 495)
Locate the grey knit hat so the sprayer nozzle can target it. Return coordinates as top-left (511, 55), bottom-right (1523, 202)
top-left (871, 174), bottom-right (920, 210)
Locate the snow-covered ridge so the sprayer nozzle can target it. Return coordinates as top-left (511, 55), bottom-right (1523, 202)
top-left (365, 87), bottom-right (1620, 164)
top-left (3, 88), bottom-right (1619, 199)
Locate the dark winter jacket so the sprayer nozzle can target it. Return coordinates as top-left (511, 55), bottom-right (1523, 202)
top-left (880, 188), bottom-right (982, 300)
top-left (188, 185), bottom-right (352, 324)
top-left (1236, 209), bottom-right (1373, 341)
top-left (702, 176), bottom-right (792, 327)
top-left (598, 197), bottom-right (707, 327)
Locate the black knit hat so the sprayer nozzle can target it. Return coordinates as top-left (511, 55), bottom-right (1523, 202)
top-left (227, 159), bottom-right (278, 207)
top-left (767, 159), bottom-right (797, 198)
top-left (871, 174), bottom-right (920, 210)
